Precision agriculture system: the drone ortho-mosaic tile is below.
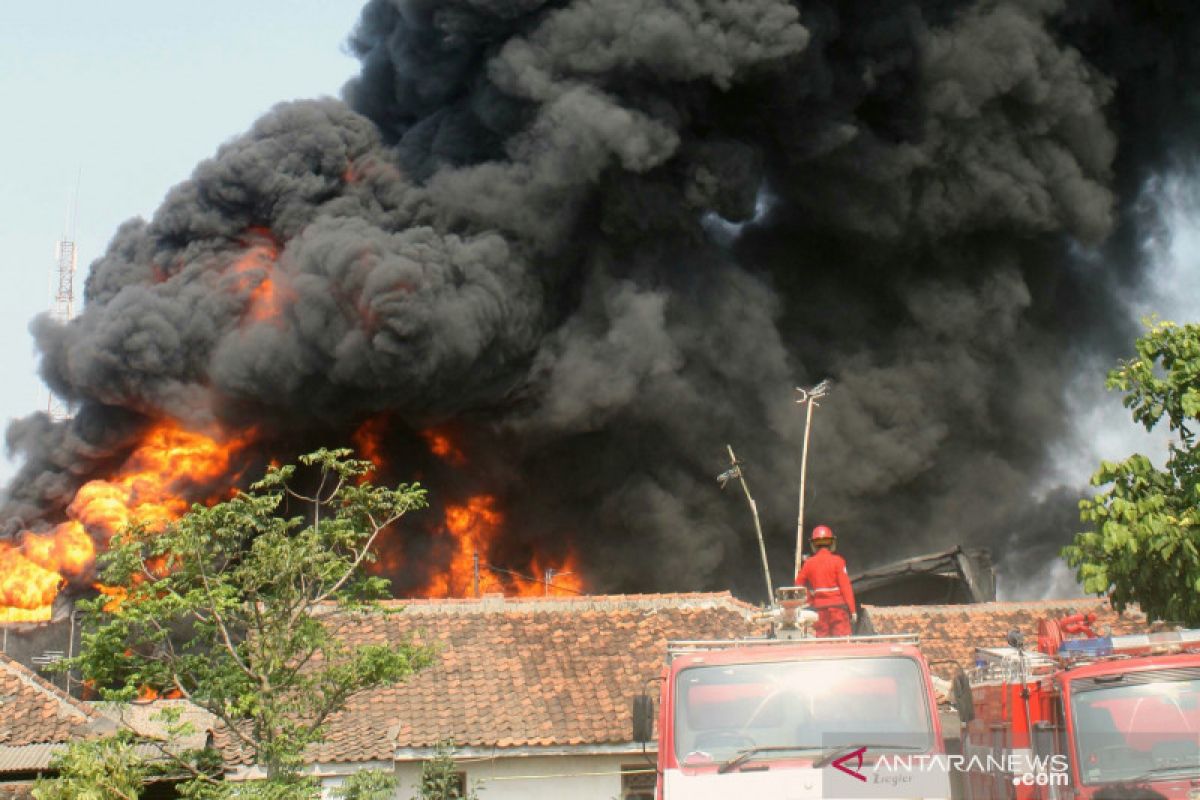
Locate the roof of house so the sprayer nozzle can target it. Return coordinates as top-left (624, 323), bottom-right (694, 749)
top-left (0, 652), bottom-right (115, 775)
top-left (215, 592), bottom-right (1168, 768)
top-left (91, 699), bottom-right (216, 752)
top-left (864, 597), bottom-right (1159, 679)
top-left (0, 653), bottom-right (111, 748)
top-left (221, 592), bottom-right (758, 766)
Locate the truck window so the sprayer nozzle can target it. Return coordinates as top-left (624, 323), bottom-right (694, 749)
top-left (1071, 670), bottom-right (1200, 785)
top-left (673, 656), bottom-right (934, 762)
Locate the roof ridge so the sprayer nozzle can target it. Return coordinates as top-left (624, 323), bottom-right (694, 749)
top-left (361, 592), bottom-right (759, 616)
top-left (0, 652), bottom-right (101, 726)
top-left (863, 597), bottom-right (1123, 615)
top-left (0, 652), bottom-right (104, 734)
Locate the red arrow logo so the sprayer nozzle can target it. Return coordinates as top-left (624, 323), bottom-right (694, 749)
top-left (831, 746), bottom-right (868, 782)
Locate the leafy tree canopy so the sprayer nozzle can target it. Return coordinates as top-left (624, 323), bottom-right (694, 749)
top-left (62, 448), bottom-right (433, 794)
top-left (32, 732), bottom-right (148, 800)
top-left (1065, 320), bottom-right (1200, 625)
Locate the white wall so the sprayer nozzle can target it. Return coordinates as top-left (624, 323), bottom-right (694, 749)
top-left (319, 752), bottom-right (656, 800)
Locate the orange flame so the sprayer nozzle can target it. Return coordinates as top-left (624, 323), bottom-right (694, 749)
top-left (227, 231), bottom-right (294, 326)
top-left (94, 583), bottom-right (127, 614)
top-left (0, 422), bottom-right (252, 623)
top-left (421, 429), bottom-right (466, 466)
top-left (353, 416), bottom-right (389, 478)
top-left (419, 494), bottom-right (584, 599)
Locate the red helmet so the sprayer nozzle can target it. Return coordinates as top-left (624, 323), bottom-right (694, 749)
top-left (811, 525), bottom-right (835, 547)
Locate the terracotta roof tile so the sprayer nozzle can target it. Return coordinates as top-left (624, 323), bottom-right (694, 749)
top-left (217, 593), bottom-right (1169, 767)
top-left (865, 598), bottom-right (1162, 679)
top-left (0, 653), bottom-right (110, 747)
top-left (219, 592), bottom-right (756, 765)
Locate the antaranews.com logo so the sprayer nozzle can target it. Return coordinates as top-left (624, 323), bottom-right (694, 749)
top-left (825, 749), bottom-right (1069, 797)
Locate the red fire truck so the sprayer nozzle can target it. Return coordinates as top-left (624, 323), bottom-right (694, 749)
top-left (632, 630), bottom-right (950, 799)
top-left (958, 615), bottom-right (1200, 799)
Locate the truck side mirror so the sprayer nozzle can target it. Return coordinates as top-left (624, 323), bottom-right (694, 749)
top-left (632, 694), bottom-right (654, 743)
top-left (952, 671), bottom-right (975, 724)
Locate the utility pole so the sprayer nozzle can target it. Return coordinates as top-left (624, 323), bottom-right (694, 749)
top-left (544, 567), bottom-right (573, 596)
top-left (794, 379), bottom-right (831, 577)
top-left (719, 445), bottom-right (773, 605)
top-left (472, 552), bottom-right (480, 598)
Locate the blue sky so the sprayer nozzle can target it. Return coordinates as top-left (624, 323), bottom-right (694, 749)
top-left (0, 0), bottom-right (364, 483)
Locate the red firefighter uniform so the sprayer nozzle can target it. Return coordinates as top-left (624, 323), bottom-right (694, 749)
top-left (794, 547), bottom-right (857, 637)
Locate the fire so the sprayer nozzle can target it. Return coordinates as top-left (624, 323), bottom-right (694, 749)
top-left (137, 685), bottom-right (183, 701)
top-left (353, 416), bottom-right (389, 477)
top-left (421, 429), bottom-right (466, 466)
top-left (226, 230), bottom-right (293, 326)
top-left (419, 495), bottom-right (584, 599)
top-left (2, 414), bottom-right (585, 621)
top-left (0, 544), bottom-right (62, 623)
top-left (395, 429), bottom-right (584, 598)
top-left (0, 422), bottom-right (252, 623)
top-left (94, 583), bottom-right (127, 614)
top-left (531, 551), bottom-right (585, 595)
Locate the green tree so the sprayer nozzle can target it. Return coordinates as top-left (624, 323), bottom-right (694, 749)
top-left (1065, 320), bottom-right (1200, 625)
top-left (32, 733), bottom-right (148, 800)
top-left (333, 769), bottom-right (399, 800)
top-left (67, 448), bottom-right (433, 793)
top-left (412, 742), bottom-right (479, 800)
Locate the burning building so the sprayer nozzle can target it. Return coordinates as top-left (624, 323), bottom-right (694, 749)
top-left (2, 1), bottom-right (1200, 621)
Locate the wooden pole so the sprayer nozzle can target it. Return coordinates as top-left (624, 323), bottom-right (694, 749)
top-left (727, 445), bottom-right (774, 605)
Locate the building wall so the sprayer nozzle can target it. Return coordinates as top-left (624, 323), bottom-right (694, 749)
top-left (319, 752), bottom-right (656, 800)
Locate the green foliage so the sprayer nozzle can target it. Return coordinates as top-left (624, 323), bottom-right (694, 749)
top-left (68, 448), bottom-right (434, 786)
top-left (1064, 320), bottom-right (1200, 625)
top-left (32, 732), bottom-right (148, 800)
top-left (333, 769), bottom-right (399, 800)
top-left (176, 776), bottom-right (319, 800)
top-left (412, 742), bottom-right (478, 800)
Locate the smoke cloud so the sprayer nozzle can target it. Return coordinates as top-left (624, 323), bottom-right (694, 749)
top-left (6, 0), bottom-right (1200, 598)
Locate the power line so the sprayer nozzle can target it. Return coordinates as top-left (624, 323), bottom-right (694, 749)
top-left (475, 560), bottom-right (584, 596)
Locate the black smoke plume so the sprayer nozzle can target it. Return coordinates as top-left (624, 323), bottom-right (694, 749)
top-left (6, 0), bottom-right (1200, 598)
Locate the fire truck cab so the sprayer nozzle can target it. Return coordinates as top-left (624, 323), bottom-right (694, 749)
top-left (959, 616), bottom-right (1200, 799)
top-left (634, 633), bottom-right (949, 799)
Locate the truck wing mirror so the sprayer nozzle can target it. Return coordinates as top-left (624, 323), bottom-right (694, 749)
top-left (632, 694), bottom-right (654, 743)
top-left (952, 671), bottom-right (975, 724)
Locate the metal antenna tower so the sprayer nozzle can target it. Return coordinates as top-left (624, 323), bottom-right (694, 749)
top-left (47, 172), bottom-right (80, 422)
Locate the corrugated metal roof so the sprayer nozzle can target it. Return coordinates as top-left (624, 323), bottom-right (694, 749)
top-left (0, 743), bottom-right (62, 773)
top-left (0, 741), bottom-right (192, 774)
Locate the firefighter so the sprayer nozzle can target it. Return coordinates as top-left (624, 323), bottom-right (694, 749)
top-left (794, 525), bottom-right (857, 637)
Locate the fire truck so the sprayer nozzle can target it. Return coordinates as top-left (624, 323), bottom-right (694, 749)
top-left (957, 614), bottom-right (1200, 799)
top-left (631, 589), bottom-right (950, 799)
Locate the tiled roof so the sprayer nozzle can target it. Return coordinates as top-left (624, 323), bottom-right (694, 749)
top-left (217, 593), bottom-right (1170, 768)
top-left (864, 597), bottom-right (1159, 679)
top-left (0, 653), bottom-right (112, 749)
top-left (221, 592), bottom-right (757, 765)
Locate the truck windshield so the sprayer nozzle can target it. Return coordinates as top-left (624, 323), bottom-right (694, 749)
top-left (673, 656), bottom-right (934, 764)
top-left (1071, 669), bottom-right (1200, 785)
